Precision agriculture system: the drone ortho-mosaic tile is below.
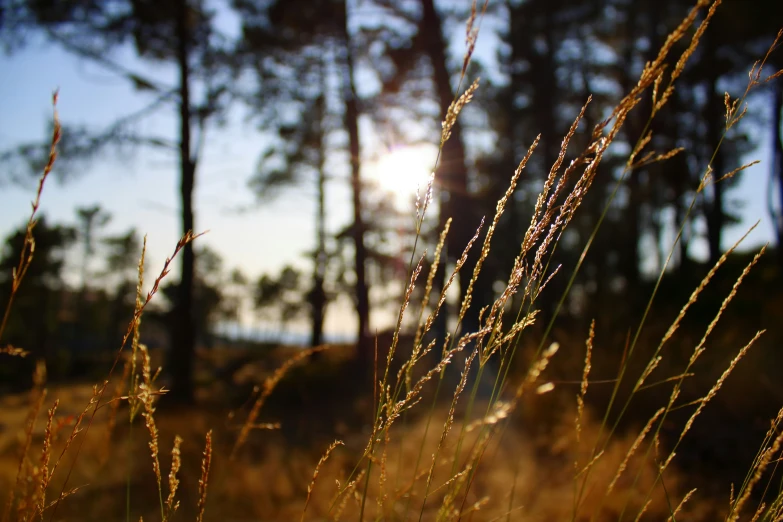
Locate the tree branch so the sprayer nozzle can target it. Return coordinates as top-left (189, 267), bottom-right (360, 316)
top-left (45, 27), bottom-right (175, 93)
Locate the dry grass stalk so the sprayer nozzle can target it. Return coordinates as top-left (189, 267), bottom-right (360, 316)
top-left (457, 135), bottom-right (540, 331)
top-left (751, 502), bottom-right (768, 522)
top-left (633, 496), bottom-right (655, 522)
top-left (0, 103), bottom-right (57, 513)
top-left (34, 400), bottom-right (59, 520)
top-left (2, 381), bottom-right (47, 522)
top-left (232, 345), bottom-right (329, 459)
top-left (37, 486), bottom-right (85, 517)
top-left (432, 467), bottom-right (471, 500)
top-left (636, 223), bottom-right (760, 395)
top-left (538, 98), bottom-right (592, 229)
top-left (600, 1), bottom-right (718, 181)
top-left (649, 0), bottom-right (717, 116)
top-left (534, 263), bottom-right (562, 299)
top-left (748, 409), bottom-right (783, 495)
top-left (575, 320), bottom-right (595, 447)
top-left (479, 257), bottom-right (525, 358)
top-left (596, 49), bottom-right (777, 504)
top-left (512, 342), bottom-right (559, 402)
top-left (37, 384), bottom-right (101, 518)
top-left (383, 216), bottom-right (486, 457)
top-left (378, 431), bottom-right (390, 515)
top-left (196, 430), bottom-right (213, 522)
top-left (412, 218), bottom-right (450, 352)
top-left (460, 0), bottom-right (489, 78)
top-left (575, 450), bottom-right (605, 479)
top-left (461, 496), bottom-right (489, 518)
top-left (138, 344), bottom-right (165, 516)
top-left (0, 91), bottom-right (59, 341)
top-left (421, 346), bottom-right (481, 508)
top-left (129, 235), bottom-right (147, 411)
top-left (714, 160), bottom-right (761, 185)
top-left (493, 312), bottom-right (538, 349)
top-left (441, 77), bottom-right (480, 148)
top-left (417, 218), bottom-right (484, 355)
top-left (629, 131), bottom-right (653, 167)
top-left (381, 252), bottom-right (426, 396)
top-left (333, 469), bottom-right (366, 521)
top-left (437, 464), bottom-right (473, 521)
top-left (656, 0), bottom-right (722, 114)
top-left (667, 487), bottom-right (698, 522)
top-left (521, 102), bottom-right (591, 298)
top-left (0, 345), bottom-right (29, 357)
top-left (443, 342), bottom-right (562, 518)
top-left (679, 246), bottom-right (766, 381)
top-left (302, 439), bottom-right (343, 522)
top-left (638, 246), bottom-right (767, 496)
top-left (384, 328), bottom-right (491, 435)
top-left (729, 483), bottom-right (736, 513)
top-left (698, 165), bottom-right (715, 193)
top-left (771, 500), bottom-right (783, 522)
top-left (608, 408), bottom-right (665, 494)
top-left (733, 429), bottom-right (783, 521)
top-left (729, 412), bottom-right (783, 521)
top-left (725, 28), bottom-right (783, 131)
top-left (415, 172), bottom-right (435, 227)
top-left (401, 338), bottom-right (437, 395)
top-left (535, 382), bottom-right (555, 395)
top-left (132, 236), bottom-right (146, 354)
top-left (164, 435), bottom-right (183, 520)
top-left (50, 233), bottom-right (195, 519)
top-left (630, 146), bottom-right (685, 170)
top-left (665, 330), bottom-right (764, 475)
top-left (104, 237), bottom-right (146, 464)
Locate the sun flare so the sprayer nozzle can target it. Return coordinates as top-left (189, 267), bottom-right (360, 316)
top-left (369, 145), bottom-right (436, 204)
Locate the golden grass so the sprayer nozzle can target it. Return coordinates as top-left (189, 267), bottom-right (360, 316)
top-left (0, 91), bottom-right (59, 346)
top-left (196, 430), bottom-right (212, 522)
top-left (1, 2), bottom-right (783, 521)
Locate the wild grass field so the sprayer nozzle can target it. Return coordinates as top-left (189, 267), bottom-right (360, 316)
top-left (2, 1), bottom-right (783, 521)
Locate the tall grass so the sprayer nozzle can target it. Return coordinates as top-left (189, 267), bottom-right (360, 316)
top-left (1, 1), bottom-right (783, 520)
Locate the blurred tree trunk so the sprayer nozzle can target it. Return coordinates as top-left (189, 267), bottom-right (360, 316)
top-left (75, 204), bottom-right (110, 339)
top-left (339, 1), bottom-right (371, 355)
top-left (619, 0), bottom-right (643, 293)
top-left (704, 34), bottom-right (726, 266)
top-left (0, 0), bottom-right (233, 403)
top-left (75, 205), bottom-right (110, 293)
top-left (772, 84), bottom-right (783, 265)
top-left (419, 0), bottom-right (486, 337)
top-left (169, 0), bottom-right (196, 404)
top-left (510, 0), bottom-right (564, 323)
top-left (575, 21), bottom-right (607, 304)
top-left (310, 185), bottom-right (327, 347)
top-left (532, 0), bottom-right (559, 186)
top-left (311, 91), bottom-right (328, 348)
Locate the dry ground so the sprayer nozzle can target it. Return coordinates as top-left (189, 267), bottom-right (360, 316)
top-left (0, 343), bottom-right (727, 522)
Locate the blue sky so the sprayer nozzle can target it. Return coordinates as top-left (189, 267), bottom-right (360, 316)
top-left (0, 21), bottom-right (778, 339)
top-left (0, 38), bottom-right (432, 338)
top-left (0, 43), bottom-right (350, 333)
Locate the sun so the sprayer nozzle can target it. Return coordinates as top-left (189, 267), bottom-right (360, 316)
top-left (369, 144), bottom-right (437, 204)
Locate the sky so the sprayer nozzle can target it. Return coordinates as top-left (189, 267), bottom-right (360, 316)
top-left (0, 9), bottom-right (778, 341)
top-left (0, 39), bottom-right (432, 340)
